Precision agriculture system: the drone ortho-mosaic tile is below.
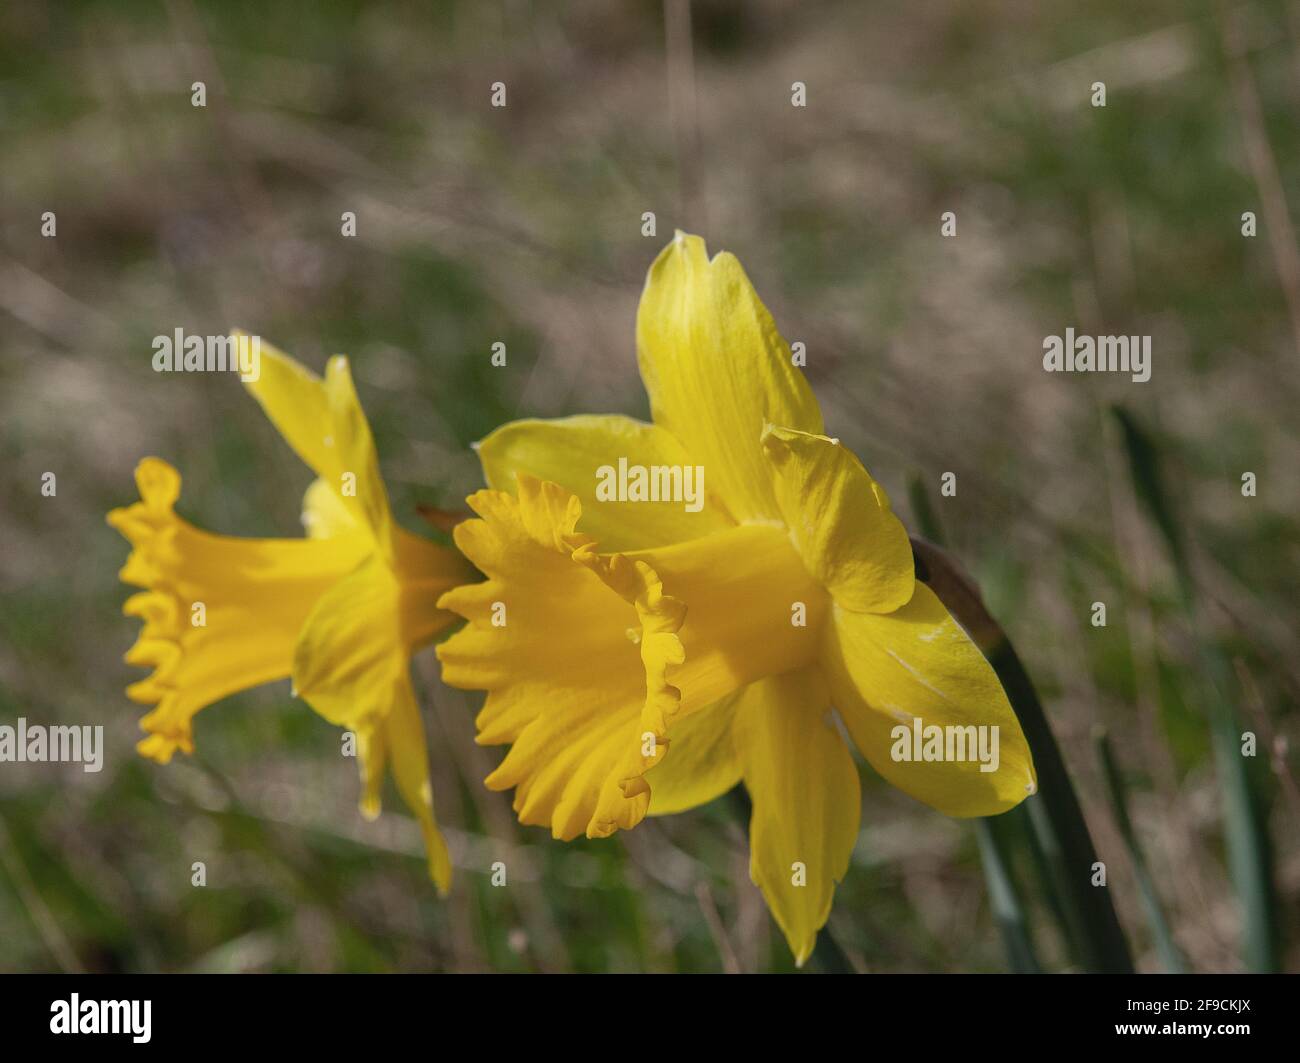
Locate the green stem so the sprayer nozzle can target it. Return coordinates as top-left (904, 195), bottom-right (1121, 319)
top-left (908, 474), bottom-right (1041, 973)
top-left (984, 636), bottom-right (1133, 972)
top-left (910, 534), bottom-right (1134, 972)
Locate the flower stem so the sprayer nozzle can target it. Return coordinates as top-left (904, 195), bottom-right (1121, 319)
top-left (985, 634), bottom-right (1134, 972)
top-left (907, 475), bottom-right (1042, 973)
top-left (911, 536), bottom-right (1134, 973)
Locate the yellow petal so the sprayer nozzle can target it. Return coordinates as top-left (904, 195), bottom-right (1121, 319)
top-left (735, 667), bottom-right (860, 967)
top-left (762, 424), bottom-right (914, 613)
top-left (645, 692), bottom-right (742, 816)
top-left (348, 673), bottom-right (452, 892)
top-left (356, 714), bottom-right (387, 822)
top-left (646, 522), bottom-right (827, 713)
top-left (301, 476), bottom-right (359, 539)
top-left (476, 414), bottom-right (733, 551)
top-left (290, 552), bottom-right (458, 889)
top-left (241, 338), bottom-right (393, 558)
top-left (292, 557), bottom-right (405, 729)
top-left (291, 544), bottom-right (463, 730)
top-left (437, 475), bottom-right (826, 839)
top-left (635, 232), bottom-right (824, 524)
top-left (381, 675), bottom-right (454, 893)
top-left (106, 457), bottom-right (370, 762)
top-left (820, 585), bottom-right (1037, 817)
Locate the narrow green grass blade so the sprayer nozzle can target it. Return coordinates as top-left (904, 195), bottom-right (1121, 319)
top-left (1204, 654), bottom-right (1278, 972)
top-left (1111, 408), bottom-right (1187, 580)
top-left (1110, 405), bottom-right (1278, 971)
top-left (974, 817), bottom-right (1041, 972)
top-left (1094, 729), bottom-right (1187, 972)
top-left (1016, 801), bottom-right (1077, 962)
top-left (907, 474), bottom-right (946, 548)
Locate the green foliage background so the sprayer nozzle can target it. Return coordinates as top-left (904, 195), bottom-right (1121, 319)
top-left (0, 0), bottom-right (1296, 972)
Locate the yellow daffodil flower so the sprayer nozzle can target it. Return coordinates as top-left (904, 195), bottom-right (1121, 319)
top-left (108, 339), bottom-right (473, 892)
top-left (437, 233), bottom-right (1037, 962)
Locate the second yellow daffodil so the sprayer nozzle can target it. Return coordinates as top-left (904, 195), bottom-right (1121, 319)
top-left (109, 340), bottom-right (472, 891)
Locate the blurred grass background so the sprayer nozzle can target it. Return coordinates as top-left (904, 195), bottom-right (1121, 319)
top-left (0, 0), bottom-right (1296, 972)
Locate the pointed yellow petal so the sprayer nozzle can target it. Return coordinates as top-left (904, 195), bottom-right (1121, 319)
top-left (762, 424), bottom-right (914, 613)
top-left (356, 716), bottom-right (387, 822)
top-left (290, 552), bottom-right (458, 889)
top-left (476, 414), bottom-right (733, 551)
top-left (322, 354), bottom-right (393, 551)
top-left (106, 457), bottom-right (369, 762)
top-left (349, 670), bottom-right (453, 891)
top-left (241, 339), bottom-right (393, 557)
top-left (821, 585), bottom-right (1037, 817)
top-left (383, 675), bottom-right (454, 894)
top-left (735, 667), bottom-right (860, 967)
top-left (635, 233), bottom-right (823, 523)
top-left (238, 335), bottom-right (331, 473)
